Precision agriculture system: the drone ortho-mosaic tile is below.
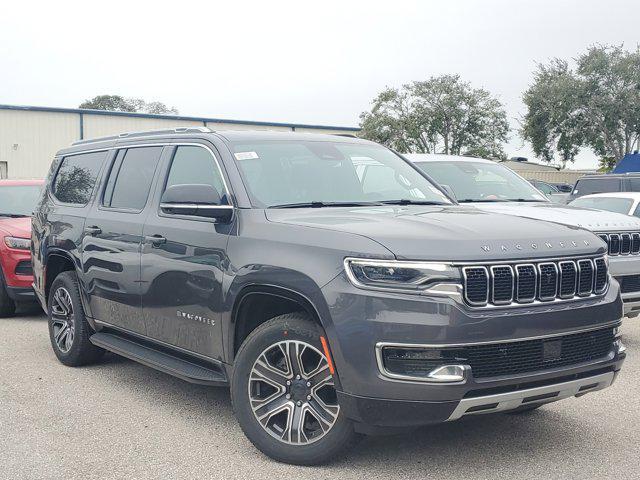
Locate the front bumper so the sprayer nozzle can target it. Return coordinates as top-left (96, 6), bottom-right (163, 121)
top-left (322, 272), bottom-right (624, 428)
top-left (5, 285), bottom-right (36, 302)
top-left (609, 256), bottom-right (640, 316)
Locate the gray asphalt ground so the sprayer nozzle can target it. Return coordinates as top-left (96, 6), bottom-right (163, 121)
top-left (1, 309), bottom-right (639, 480)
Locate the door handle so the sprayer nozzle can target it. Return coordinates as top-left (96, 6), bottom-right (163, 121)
top-left (145, 235), bottom-right (167, 246)
top-left (84, 226), bottom-right (102, 236)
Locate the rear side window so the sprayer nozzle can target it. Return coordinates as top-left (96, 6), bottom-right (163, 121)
top-left (53, 151), bottom-right (107, 204)
top-left (165, 146), bottom-right (226, 200)
top-left (573, 177), bottom-right (622, 196)
top-left (103, 146), bottom-right (162, 210)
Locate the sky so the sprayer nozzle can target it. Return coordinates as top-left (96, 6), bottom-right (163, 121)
top-left (2, 0), bottom-right (639, 169)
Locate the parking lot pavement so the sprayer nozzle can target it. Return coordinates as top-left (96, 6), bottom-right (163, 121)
top-left (1, 312), bottom-right (638, 480)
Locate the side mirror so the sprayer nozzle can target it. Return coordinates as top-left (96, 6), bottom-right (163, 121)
top-left (440, 184), bottom-right (457, 200)
top-left (160, 184), bottom-right (233, 222)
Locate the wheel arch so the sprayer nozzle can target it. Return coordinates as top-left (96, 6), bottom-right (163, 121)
top-left (44, 250), bottom-right (79, 303)
top-left (230, 284), bottom-right (326, 361)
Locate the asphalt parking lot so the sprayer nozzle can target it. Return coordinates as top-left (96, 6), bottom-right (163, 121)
top-left (1, 310), bottom-right (639, 480)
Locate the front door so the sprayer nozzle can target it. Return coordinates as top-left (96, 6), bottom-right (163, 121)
top-left (140, 144), bottom-right (231, 360)
top-left (81, 145), bottom-right (164, 335)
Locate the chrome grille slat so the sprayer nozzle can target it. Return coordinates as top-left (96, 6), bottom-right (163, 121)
top-left (621, 233), bottom-right (632, 255)
top-left (558, 261), bottom-right (577, 298)
top-left (577, 259), bottom-right (594, 296)
top-left (597, 232), bottom-right (640, 256)
top-left (463, 256), bottom-right (608, 308)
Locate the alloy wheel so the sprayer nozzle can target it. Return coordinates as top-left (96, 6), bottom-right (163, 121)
top-left (248, 340), bottom-right (339, 445)
top-left (50, 287), bottom-right (75, 353)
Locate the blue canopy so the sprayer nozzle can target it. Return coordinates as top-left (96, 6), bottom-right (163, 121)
top-left (612, 152), bottom-right (640, 173)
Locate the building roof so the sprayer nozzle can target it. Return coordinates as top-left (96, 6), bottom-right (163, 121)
top-left (0, 103), bottom-right (360, 132)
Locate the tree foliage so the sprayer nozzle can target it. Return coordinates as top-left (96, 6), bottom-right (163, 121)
top-left (79, 95), bottom-right (179, 115)
top-left (522, 45), bottom-right (640, 166)
top-left (359, 75), bottom-right (509, 158)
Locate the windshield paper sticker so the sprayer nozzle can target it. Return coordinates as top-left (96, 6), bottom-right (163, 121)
top-left (234, 151), bottom-right (259, 161)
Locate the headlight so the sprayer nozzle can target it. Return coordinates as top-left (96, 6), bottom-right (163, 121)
top-left (4, 236), bottom-right (30, 250)
top-left (344, 258), bottom-right (461, 292)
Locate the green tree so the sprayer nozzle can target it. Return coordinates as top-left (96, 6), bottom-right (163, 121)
top-left (522, 45), bottom-right (640, 167)
top-left (79, 95), bottom-right (178, 115)
top-left (359, 75), bottom-right (509, 158)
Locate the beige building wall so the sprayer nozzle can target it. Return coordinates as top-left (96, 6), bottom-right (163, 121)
top-left (83, 114), bottom-right (204, 139)
top-left (0, 106), bottom-right (360, 179)
top-left (0, 109), bottom-right (79, 178)
top-left (516, 169), bottom-right (599, 185)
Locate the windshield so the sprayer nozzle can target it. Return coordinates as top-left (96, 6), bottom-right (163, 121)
top-left (0, 185), bottom-right (42, 216)
top-left (230, 141), bottom-right (451, 208)
top-left (569, 196), bottom-right (633, 214)
top-left (414, 160), bottom-right (548, 202)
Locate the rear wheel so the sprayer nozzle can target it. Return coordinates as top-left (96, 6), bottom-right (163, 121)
top-left (47, 271), bottom-right (105, 366)
top-left (231, 313), bottom-right (359, 465)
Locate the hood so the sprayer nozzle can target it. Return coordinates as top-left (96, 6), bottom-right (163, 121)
top-left (0, 217), bottom-right (31, 238)
top-left (265, 205), bottom-right (603, 262)
top-left (470, 202), bottom-right (640, 233)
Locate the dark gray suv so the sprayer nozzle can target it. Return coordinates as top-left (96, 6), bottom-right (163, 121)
top-left (32, 128), bottom-right (625, 465)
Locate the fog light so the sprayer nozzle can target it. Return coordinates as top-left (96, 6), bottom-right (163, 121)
top-left (426, 365), bottom-right (466, 382)
top-left (379, 346), bottom-right (468, 382)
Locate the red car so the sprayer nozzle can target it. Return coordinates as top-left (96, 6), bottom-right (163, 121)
top-left (0, 179), bottom-right (44, 316)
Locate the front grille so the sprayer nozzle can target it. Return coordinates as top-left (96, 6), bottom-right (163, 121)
top-left (598, 232), bottom-right (640, 255)
top-left (559, 261), bottom-right (577, 298)
top-left (577, 259), bottom-right (594, 295)
top-left (463, 267), bottom-right (489, 305)
top-left (621, 274), bottom-right (640, 294)
top-left (457, 327), bottom-right (615, 378)
top-left (14, 260), bottom-right (32, 276)
top-left (462, 256), bottom-right (608, 307)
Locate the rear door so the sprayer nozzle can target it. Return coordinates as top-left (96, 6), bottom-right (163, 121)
top-left (81, 145), bottom-right (164, 335)
top-left (140, 142), bottom-right (232, 360)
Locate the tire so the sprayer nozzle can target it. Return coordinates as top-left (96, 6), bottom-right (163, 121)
top-left (231, 313), bottom-right (360, 465)
top-left (0, 271), bottom-right (17, 317)
top-left (47, 271), bottom-right (105, 366)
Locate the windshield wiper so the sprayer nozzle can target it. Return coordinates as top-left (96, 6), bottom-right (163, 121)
top-left (457, 198), bottom-right (546, 203)
top-left (380, 199), bottom-right (448, 206)
top-left (270, 201), bottom-right (383, 209)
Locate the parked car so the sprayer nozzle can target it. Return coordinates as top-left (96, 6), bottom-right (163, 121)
top-left (528, 179), bottom-right (569, 204)
top-left (33, 129), bottom-right (625, 465)
top-left (552, 182), bottom-right (573, 193)
top-left (406, 154), bottom-right (640, 317)
top-left (0, 179), bottom-right (43, 316)
top-left (568, 193), bottom-right (640, 217)
top-left (569, 173), bottom-right (640, 202)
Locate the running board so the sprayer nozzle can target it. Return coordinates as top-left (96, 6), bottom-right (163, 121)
top-left (90, 332), bottom-right (228, 386)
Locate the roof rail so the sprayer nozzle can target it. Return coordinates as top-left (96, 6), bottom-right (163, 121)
top-left (72, 126), bottom-right (213, 146)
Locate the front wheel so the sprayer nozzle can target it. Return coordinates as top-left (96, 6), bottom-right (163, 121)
top-left (231, 313), bottom-right (360, 465)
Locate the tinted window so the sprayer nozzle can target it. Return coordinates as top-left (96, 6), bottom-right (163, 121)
top-left (573, 177), bottom-right (622, 196)
top-left (569, 196), bottom-right (633, 214)
top-left (166, 146), bottom-right (226, 198)
top-left (53, 151), bottom-right (107, 204)
top-left (231, 141), bottom-right (450, 208)
top-left (532, 181), bottom-right (557, 194)
top-left (0, 185), bottom-right (43, 216)
top-left (104, 147), bottom-right (162, 210)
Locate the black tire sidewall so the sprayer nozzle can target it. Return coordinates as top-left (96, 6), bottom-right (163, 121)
top-left (47, 271), bottom-right (103, 366)
top-left (0, 270), bottom-right (17, 317)
top-left (231, 313), bottom-right (357, 465)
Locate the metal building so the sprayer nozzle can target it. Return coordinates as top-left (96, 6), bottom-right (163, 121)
top-left (0, 104), bottom-right (360, 179)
